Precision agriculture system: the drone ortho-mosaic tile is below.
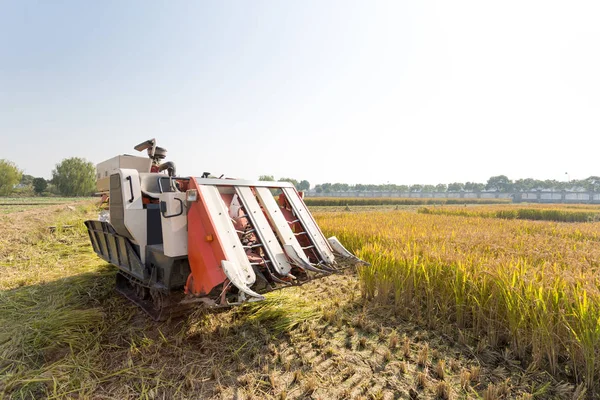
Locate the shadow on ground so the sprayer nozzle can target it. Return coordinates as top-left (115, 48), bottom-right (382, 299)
top-left (0, 269), bottom-right (578, 399)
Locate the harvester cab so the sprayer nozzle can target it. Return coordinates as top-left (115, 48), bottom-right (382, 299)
top-left (85, 139), bottom-right (365, 320)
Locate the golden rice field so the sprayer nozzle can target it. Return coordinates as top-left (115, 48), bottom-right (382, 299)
top-left (2, 200), bottom-right (598, 399)
top-left (316, 209), bottom-right (600, 392)
top-left (418, 204), bottom-right (600, 223)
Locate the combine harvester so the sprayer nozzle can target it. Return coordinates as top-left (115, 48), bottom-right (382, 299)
top-left (85, 139), bottom-right (365, 320)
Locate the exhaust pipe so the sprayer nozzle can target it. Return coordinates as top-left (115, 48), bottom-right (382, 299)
top-left (159, 161), bottom-right (176, 177)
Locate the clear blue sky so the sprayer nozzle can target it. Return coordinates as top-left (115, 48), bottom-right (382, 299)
top-left (2, 1), bottom-right (599, 186)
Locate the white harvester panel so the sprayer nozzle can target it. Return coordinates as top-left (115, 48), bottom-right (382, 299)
top-left (159, 192), bottom-right (188, 257)
top-left (97, 155), bottom-right (151, 193)
top-left (234, 187), bottom-right (292, 276)
top-left (281, 187), bottom-right (336, 264)
top-left (198, 185), bottom-right (262, 298)
top-left (254, 187), bottom-right (311, 265)
top-left (117, 169), bottom-right (148, 263)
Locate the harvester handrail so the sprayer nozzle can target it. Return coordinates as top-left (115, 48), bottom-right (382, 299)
top-left (189, 177), bottom-right (296, 189)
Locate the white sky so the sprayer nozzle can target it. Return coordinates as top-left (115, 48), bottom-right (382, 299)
top-left (1, 1), bottom-right (599, 186)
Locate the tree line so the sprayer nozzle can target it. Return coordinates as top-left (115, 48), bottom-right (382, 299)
top-left (2, 160), bottom-right (598, 198)
top-left (313, 175), bottom-right (600, 193)
top-left (0, 158), bottom-right (314, 198)
top-left (258, 175), bottom-right (311, 191)
top-left (0, 158), bottom-right (96, 197)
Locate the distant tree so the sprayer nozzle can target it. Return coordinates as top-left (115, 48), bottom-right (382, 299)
top-left (20, 174), bottom-right (34, 186)
top-left (278, 177), bottom-right (299, 188)
top-left (447, 182), bottom-right (464, 192)
top-left (513, 178), bottom-right (538, 191)
top-left (382, 183), bottom-right (404, 192)
top-left (485, 175), bottom-right (512, 192)
top-left (539, 179), bottom-right (560, 190)
top-left (583, 176), bottom-right (600, 192)
top-left (465, 182), bottom-right (485, 192)
top-left (258, 175), bottom-right (275, 181)
top-left (274, 177), bottom-right (600, 195)
top-left (568, 179), bottom-right (585, 191)
top-left (472, 183), bottom-right (485, 192)
top-left (297, 180), bottom-right (310, 191)
top-left (0, 160), bottom-right (22, 196)
top-left (32, 178), bottom-right (48, 194)
top-left (52, 157), bottom-right (96, 196)
top-left (331, 183), bottom-right (349, 192)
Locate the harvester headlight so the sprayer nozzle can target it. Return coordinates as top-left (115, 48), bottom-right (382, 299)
top-left (186, 189), bottom-right (198, 202)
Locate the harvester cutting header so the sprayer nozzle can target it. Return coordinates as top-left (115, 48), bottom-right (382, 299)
top-left (85, 139), bottom-right (365, 320)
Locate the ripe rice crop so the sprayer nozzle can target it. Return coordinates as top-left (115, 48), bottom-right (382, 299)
top-left (3, 201), bottom-right (585, 398)
top-left (418, 205), bottom-right (600, 222)
top-left (304, 197), bottom-right (510, 207)
top-left (315, 210), bottom-right (600, 390)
